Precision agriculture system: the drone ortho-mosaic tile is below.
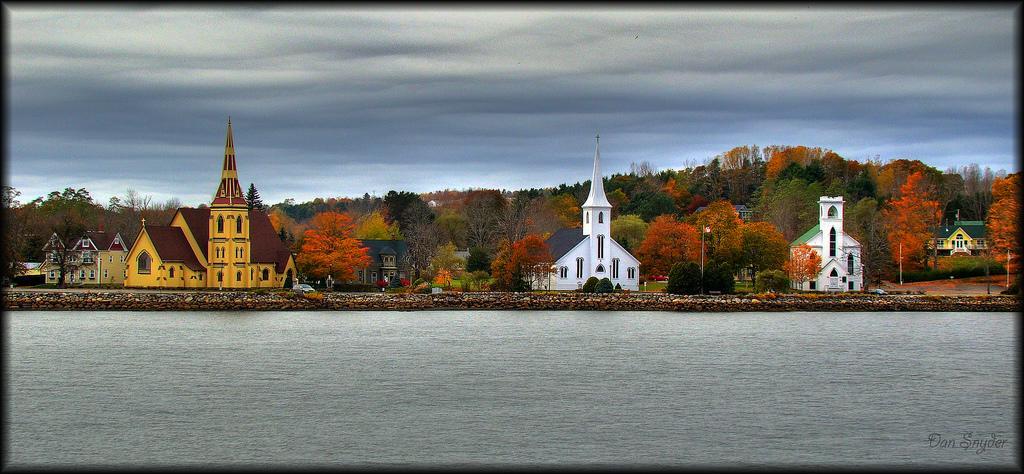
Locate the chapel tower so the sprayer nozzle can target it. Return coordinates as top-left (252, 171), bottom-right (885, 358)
top-left (581, 135), bottom-right (612, 274)
top-left (208, 118), bottom-right (252, 288)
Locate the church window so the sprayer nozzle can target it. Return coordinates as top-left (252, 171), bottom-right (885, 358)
top-left (217, 215), bottom-right (224, 233)
top-left (237, 271), bottom-right (242, 282)
top-left (829, 228), bottom-right (837, 257)
top-left (263, 268), bottom-right (270, 280)
top-left (169, 267), bottom-right (175, 278)
top-left (827, 205), bottom-right (838, 218)
top-left (137, 252), bottom-right (151, 274)
top-left (237, 215), bottom-right (243, 233)
top-left (586, 212), bottom-right (589, 224)
top-left (595, 264), bottom-right (605, 273)
top-left (598, 212), bottom-right (603, 224)
top-left (576, 257), bottom-right (584, 278)
top-left (847, 254), bottom-right (855, 274)
top-left (597, 235), bottom-right (605, 259)
top-left (612, 258), bottom-right (619, 278)
top-left (627, 267), bottom-right (635, 279)
top-left (251, 269), bottom-right (254, 280)
top-left (560, 266), bottom-right (567, 279)
top-left (830, 268), bottom-right (839, 277)
top-left (217, 271), bottom-right (223, 282)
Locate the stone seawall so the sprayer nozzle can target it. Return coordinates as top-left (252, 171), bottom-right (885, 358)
top-left (2, 290), bottom-right (1019, 312)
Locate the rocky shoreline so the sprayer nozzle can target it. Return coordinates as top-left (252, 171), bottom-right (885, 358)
top-left (2, 290), bottom-right (1019, 312)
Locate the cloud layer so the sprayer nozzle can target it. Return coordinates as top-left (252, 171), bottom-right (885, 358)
top-left (7, 7), bottom-right (1017, 205)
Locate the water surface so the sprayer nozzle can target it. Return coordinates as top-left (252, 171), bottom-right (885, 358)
top-left (6, 311), bottom-right (1018, 468)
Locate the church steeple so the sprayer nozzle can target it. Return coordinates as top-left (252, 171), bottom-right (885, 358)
top-left (582, 133), bottom-right (611, 208)
top-left (211, 117), bottom-right (247, 208)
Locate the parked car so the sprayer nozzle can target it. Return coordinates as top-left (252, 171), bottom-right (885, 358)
top-left (869, 288), bottom-right (886, 295)
top-left (293, 283), bottom-right (316, 294)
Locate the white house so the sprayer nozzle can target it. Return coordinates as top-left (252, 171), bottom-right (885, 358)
top-left (544, 136), bottom-right (640, 291)
top-left (790, 196), bottom-right (863, 292)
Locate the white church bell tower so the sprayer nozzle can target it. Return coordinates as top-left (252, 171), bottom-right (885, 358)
top-left (582, 134), bottom-right (612, 237)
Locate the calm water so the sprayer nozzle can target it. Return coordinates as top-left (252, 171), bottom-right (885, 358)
top-left (6, 311), bottom-right (1019, 468)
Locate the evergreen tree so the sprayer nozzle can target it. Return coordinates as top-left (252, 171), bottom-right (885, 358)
top-left (667, 262), bottom-right (702, 294)
top-left (595, 277), bottom-right (614, 293)
top-left (246, 183), bottom-right (265, 211)
top-left (466, 246), bottom-right (491, 272)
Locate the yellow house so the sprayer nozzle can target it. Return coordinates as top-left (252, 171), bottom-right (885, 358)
top-left (123, 119), bottom-right (297, 289)
top-left (930, 220), bottom-right (988, 256)
top-left (41, 230), bottom-right (130, 286)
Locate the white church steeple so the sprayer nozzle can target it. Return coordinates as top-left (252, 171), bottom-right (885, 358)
top-left (582, 134), bottom-right (611, 237)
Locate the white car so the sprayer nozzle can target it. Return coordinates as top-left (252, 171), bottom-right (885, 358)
top-left (869, 288), bottom-right (886, 295)
top-left (293, 284), bottom-right (316, 294)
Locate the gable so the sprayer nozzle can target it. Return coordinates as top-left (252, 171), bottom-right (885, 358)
top-left (546, 228), bottom-right (586, 260)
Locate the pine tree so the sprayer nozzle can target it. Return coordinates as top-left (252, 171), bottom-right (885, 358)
top-left (246, 183), bottom-right (265, 211)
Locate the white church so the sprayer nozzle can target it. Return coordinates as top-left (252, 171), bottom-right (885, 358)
top-left (790, 196), bottom-right (863, 292)
top-left (544, 136), bottom-right (641, 291)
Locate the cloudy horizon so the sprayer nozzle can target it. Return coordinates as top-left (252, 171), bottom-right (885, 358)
top-left (7, 6), bottom-right (1018, 206)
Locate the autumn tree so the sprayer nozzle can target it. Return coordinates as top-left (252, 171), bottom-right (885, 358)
top-left (463, 190), bottom-right (505, 252)
top-left (689, 200), bottom-right (744, 266)
top-left (785, 244), bottom-right (822, 289)
top-left (429, 241), bottom-right (465, 283)
top-left (355, 210), bottom-right (403, 240)
top-left (636, 215), bottom-right (700, 277)
top-left (296, 211), bottom-right (371, 282)
top-left (435, 210), bottom-right (469, 248)
top-left (987, 173), bottom-right (1020, 273)
top-left (846, 198), bottom-right (892, 286)
top-left (882, 171), bottom-right (942, 272)
top-left (490, 235), bottom-right (554, 291)
top-left (739, 221), bottom-right (789, 281)
top-left (610, 214), bottom-right (648, 253)
top-left (547, 193), bottom-right (580, 228)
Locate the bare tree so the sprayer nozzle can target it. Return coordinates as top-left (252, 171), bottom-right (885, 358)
top-left (497, 192), bottom-right (531, 244)
top-left (402, 205), bottom-right (439, 280)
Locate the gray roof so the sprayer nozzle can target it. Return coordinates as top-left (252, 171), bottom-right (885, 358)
top-left (546, 228), bottom-right (586, 260)
top-left (359, 239), bottom-right (408, 260)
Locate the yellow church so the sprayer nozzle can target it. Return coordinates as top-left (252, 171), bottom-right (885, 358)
top-left (124, 119), bottom-right (297, 289)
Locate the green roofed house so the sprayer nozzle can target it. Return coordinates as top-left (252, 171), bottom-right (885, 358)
top-left (930, 220), bottom-right (988, 256)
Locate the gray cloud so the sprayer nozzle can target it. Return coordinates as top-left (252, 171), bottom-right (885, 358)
top-left (6, 7), bottom-right (1016, 206)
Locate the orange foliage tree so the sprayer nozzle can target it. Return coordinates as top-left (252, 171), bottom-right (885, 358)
top-left (764, 146), bottom-right (830, 180)
top-left (490, 234), bottom-right (554, 291)
top-left (636, 215), bottom-right (700, 277)
top-left (987, 173), bottom-right (1020, 273)
top-left (547, 194), bottom-right (581, 228)
top-left (882, 171), bottom-right (941, 272)
top-left (689, 200), bottom-right (744, 265)
top-left (785, 243), bottom-right (822, 288)
top-left (296, 211), bottom-right (371, 281)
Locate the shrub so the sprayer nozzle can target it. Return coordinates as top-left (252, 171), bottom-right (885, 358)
top-left (667, 261), bottom-right (701, 295)
top-left (303, 292), bottom-right (324, 300)
top-left (389, 277), bottom-right (404, 288)
top-left (466, 247), bottom-right (492, 273)
top-left (704, 260), bottom-right (735, 294)
top-left (614, 283), bottom-right (622, 291)
top-left (595, 278), bottom-right (614, 293)
top-left (754, 270), bottom-right (790, 293)
top-left (413, 278), bottom-right (426, 286)
top-left (582, 276), bottom-right (600, 293)
top-left (413, 282), bottom-right (431, 294)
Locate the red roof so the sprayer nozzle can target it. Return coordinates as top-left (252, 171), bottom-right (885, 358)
top-left (159, 207), bottom-right (292, 273)
top-left (178, 208), bottom-right (210, 259)
top-left (143, 225), bottom-right (205, 272)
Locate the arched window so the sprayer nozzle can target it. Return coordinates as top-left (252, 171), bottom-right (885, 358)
top-left (262, 268), bottom-right (270, 280)
top-left (251, 269), bottom-right (254, 280)
top-left (595, 264), bottom-right (605, 273)
top-left (598, 212), bottom-right (603, 223)
top-left (586, 212), bottom-right (590, 224)
top-left (217, 215), bottom-right (224, 233)
top-left (830, 268), bottom-right (839, 277)
top-left (612, 258), bottom-right (619, 278)
top-left (627, 267), bottom-right (635, 279)
top-left (847, 254), bottom-right (855, 274)
top-left (137, 252), bottom-right (151, 274)
top-left (597, 235), bottom-right (605, 259)
top-left (217, 271), bottom-right (223, 282)
top-left (169, 266), bottom-right (175, 278)
top-left (576, 257), bottom-right (584, 279)
top-left (827, 205), bottom-right (838, 218)
top-left (236, 271), bottom-right (242, 282)
top-left (237, 215), bottom-right (243, 233)
top-left (829, 228), bottom-right (837, 257)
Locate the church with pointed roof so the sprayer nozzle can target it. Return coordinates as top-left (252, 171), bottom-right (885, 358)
top-left (544, 136), bottom-right (640, 291)
top-left (123, 119), bottom-right (297, 289)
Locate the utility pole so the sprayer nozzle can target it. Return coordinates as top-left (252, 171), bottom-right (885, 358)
top-left (899, 241), bottom-right (903, 286)
top-left (700, 225), bottom-right (708, 294)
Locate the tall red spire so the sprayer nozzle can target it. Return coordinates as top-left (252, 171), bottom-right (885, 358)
top-left (212, 117), bottom-right (247, 208)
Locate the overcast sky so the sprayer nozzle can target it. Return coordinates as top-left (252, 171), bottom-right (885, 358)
top-left (6, 6), bottom-right (1018, 206)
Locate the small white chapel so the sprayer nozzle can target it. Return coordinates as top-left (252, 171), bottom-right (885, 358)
top-left (790, 196), bottom-right (864, 292)
top-left (544, 136), bottom-right (641, 291)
